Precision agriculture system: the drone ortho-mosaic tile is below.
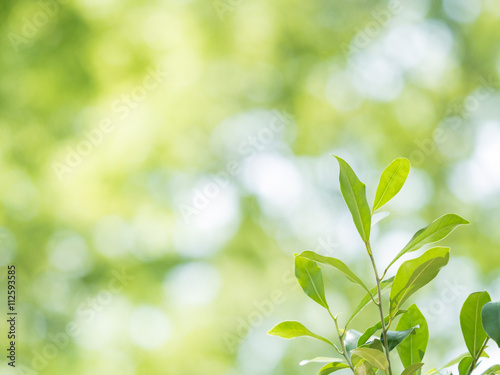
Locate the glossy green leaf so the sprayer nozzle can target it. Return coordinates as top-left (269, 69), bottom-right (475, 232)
top-left (397, 304), bottom-right (429, 367)
top-left (482, 301), bottom-right (500, 347)
top-left (385, 326), bottom-right (419, 352)
top-left (402, 363), bottom-right (425, 375)
top-left (298, 250), bottom-right (371, 294)
top-left (358, 310), bottom-right (406, 347)
top-left (358, 321), bottom-right (386, 348)
top-left (387, 214), bottom-right (469, 270)
top-left (295, 255), bottom-right (329, 308)
top-left (346, 277), bottom-right (394, 327)
top-left (363, 339), bottom-right (384, 352)
top-left (334, 156), bottom-right (371, 242)
top-left (268, 321), bottom-right (335, 347)
top-left (300, 357), bottom-right (343, 366)
top-left (345, 330), bottom-right (363, 353)
top-left (351, 348), bottom-right (388, 371)
top-left (460, 291), bottom-right (491, 356)
top-left (458, 356), bottom-right (473, 375)
top-left (318, 362), bottom-right (351, 375)
top-left (390, 247), bottom-right (450, 314)
top-left (373, 158), bottom-right (410, 212)
top-left (355, 360), bottom-right (375, 375)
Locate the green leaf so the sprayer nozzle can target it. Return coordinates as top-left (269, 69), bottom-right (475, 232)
top-left (373, 158), bottom-right (411, 213)
top-left (298, 250), bottom-right (371, 294)
top-left (483, 365), bottom-right (500, 375)
top-left (458, 356), bottom-right (473, 375)
top-left (268, 321), bottom-right (335, 347)
top-left (300, 357), bottom-right (343, 366)
top-left (460, 291), bottom-right (491, 356)
top-left (397, 304), bottom-right (429, 367)
top-left (355, 360), bottom-right (375, 375)
top-left (358, 311), bottom-right (406, 347)
top-left (295, 255), bottom-right (329, 309)
top-left (351, 348), bottom-right (388, 371)
top-left (363, 339), bottom-right (384, 352)
top-left (334, 156), bottom-right (371, 243)
top-left (442, 351), bottom-right (488, 369)
top-left (385, 327), bottom-right (419, 352)
top-left (318, 362), bottom-right (351, 375)
top-left (482, 301), bottom-right (500, 347)
top-left (358, 322), bottom-right (384, 348)
top-left (387, 214), bottom-right (469, 270)
top-left (402, 363), bottom-right (425, 375)
top-left (345, 330), bottom-right (363, 353)
top-left (346, 277), bottom-right (394, 327)
top-left (368, 339), bottom-right (384, 353)
top-left (390, 247), bottom-right (450, 314)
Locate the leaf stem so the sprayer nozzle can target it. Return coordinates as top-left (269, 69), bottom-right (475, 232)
top-left (367, 241), bottom-right (393, 375)
top-left (328, 308), bottom-right (355, 372)
top-left (467, 338), bottom-right (489, 375)
top-left (380, 268), bottom-right (388, 281)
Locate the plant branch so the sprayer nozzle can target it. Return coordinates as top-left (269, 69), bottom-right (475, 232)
top-left (367, 241), bottom-right (393, 375)
top-left (380, 268), bottom-right (388, 281)
top-left (467, 338), bottom-right (489, 375)
top-left (328, 308), bottom-right (355, 372)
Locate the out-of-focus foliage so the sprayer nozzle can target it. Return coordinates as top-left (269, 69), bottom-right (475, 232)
top-left (1, 0), bottom-right (500, 374)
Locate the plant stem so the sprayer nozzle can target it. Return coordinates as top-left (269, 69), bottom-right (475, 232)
top-left (467, 338), bottom-right (489, 375)
top-left (366, 241), bottom-right (393, 375)
top-left (328, 309), bottom-right (355, 372)
top-left (380, 268), bottom-right (388, 281)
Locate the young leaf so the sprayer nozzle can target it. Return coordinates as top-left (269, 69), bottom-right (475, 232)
top-left (384, 327), bottom-right (419, 352)
top-left (300, 357), bottom-right (343, 366)
top-left (298, 250), bottom-right (371, 294)
top-left (483, 365), bottom-right (500, 375)
top-left (402, 363), bottom-right (425, 375)
top-left (387, 214), bottom-right (469, 270)
top-left (319, 362), bottom-right (351, 375)
top-left (334, 156), bottom-right (371, 243)
top-left (268, 321), bottom-right (335, 347)
top-left (355, 360), bottom-right (375, 375)
top-left (390, 247), bottom-right (450, 314)
top-left (482, 301), bottom-right (500, 347)
top-left (295, 255), bottom-right (329, 309)
top-left (397, 304), bottom-right (429, 367)
top-left (351, 348), bottom-right (388, 371)
top-left (458, 356), bottom-right (474, 375)
top-left (460, 291), bottom-right (491, 356)
top-left (441, 351), bottom-right (489, 369)
top-left (346, 277), bottom-right (394, 327)
top-left (372, 158), bottom-right (410, 213)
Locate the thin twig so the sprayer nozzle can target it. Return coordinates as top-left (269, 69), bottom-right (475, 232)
top-left (367, 241), bottom-right (393, 375)
top-left (328, 308), bottom-right (355, 372)
top-left (468, 338), bottom-right (489, 375)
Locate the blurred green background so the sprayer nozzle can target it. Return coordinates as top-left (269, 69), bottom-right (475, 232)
top-left (1, 0), bottom-right (500, 374)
